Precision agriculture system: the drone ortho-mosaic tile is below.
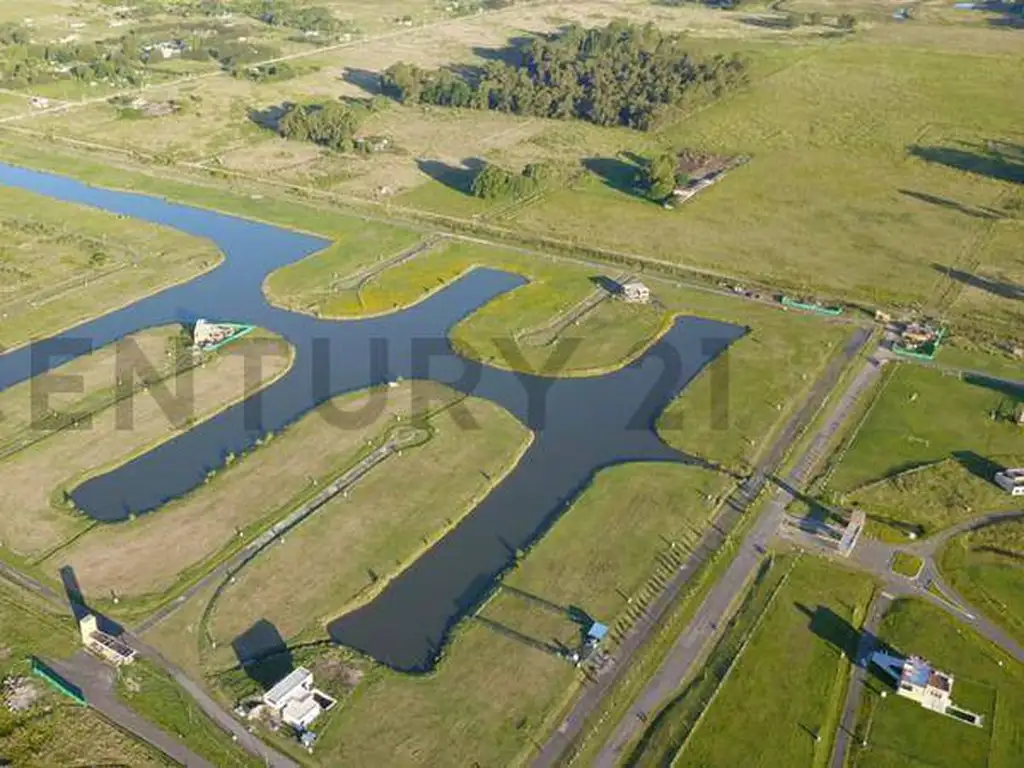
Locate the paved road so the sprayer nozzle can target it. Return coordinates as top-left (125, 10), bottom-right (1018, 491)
top-left (46, 652), bottom-right (214, 767)
top-left (824, 511), bottom-right (1024, 768)
top-left (831, 591), bottom-right (893, 768)
top-left (0, 560), bottom-right (298, 766)
top-left (588, 332), bottom-right (883, 767)
top-left (531, 327), bottom-right (874, 767)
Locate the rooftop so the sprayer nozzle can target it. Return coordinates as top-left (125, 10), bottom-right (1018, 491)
top-left (264, 667), bottom-right (313, 708)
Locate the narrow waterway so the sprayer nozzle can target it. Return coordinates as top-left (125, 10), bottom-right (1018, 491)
top-left (0, 163), bottom-right (744, 671)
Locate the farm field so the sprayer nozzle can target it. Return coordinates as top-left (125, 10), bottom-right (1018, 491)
top-left (0, 185), bottom-right (222, 351)
top-left (0, 586), bottom-right (167, 767)
top-left (827, 365), bottom-right (1022, 537)
top-left (299, 461), bottom-right (725, 766)
top-left (939, 518), bottom-right (1024, 646)
top-left (206, 393), bottom-right (531, 662)
top-left (0, 325), bottom-right (291, 560)
top-left (672, 557), bottom-right (874, 768)
top-left (848, 599), bottom-right (1024, 768)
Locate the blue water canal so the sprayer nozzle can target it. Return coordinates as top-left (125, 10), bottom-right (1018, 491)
top-left (0, 163), bottom-right (745, 672)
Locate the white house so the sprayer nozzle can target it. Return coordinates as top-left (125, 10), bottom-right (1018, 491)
top-left (994, 468), bottom-right (1024, 496)
top-left (870, 652), bottom-right (982, 725)
top-left (621, 281), bottom-right (651, 304)
top-left (262, 667), bottom-right (336, 732)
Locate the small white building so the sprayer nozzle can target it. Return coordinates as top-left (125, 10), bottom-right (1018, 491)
top-left (994, 468), bottom-right (1024, 496)
top-left (621, 281), bottom-right (651, 304)
top-left (871, 652), bottom-right (982, 725)
top-left (263, 667), bottom-right (336, 732)
top-left (79, 614), bottom-right (135, 666)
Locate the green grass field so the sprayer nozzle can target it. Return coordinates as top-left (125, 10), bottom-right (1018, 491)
top-left (891, 552), bottom-right (924, 579)
top-left (624, 554), bottom-right (794, 767)
top-left (0, 185), bottom-right (222, 351)
top-left (117, 660), bottom-right (260, 768)
top-left (850, 599), bottom-right (1024, 768)
top-left (269, 462), bottom-right (725, 766)
top-left (828, 365), bottom-right (1022, 535)
top-left (0, 587), bottom-right (165, 767)
top-left (206, 394), bottom-right (531, 665)
top-left (673, 557), bottom-right (874, 767)
top-left (939, 519), bottom-right (1024, 647)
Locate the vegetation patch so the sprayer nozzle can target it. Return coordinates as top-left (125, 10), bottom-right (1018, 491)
top-left (673, 558), bottom-right (874, 767)
top-left (939, 518), bottom-right (1024, 646)
top-left (850, 599), bottom-right (1022, 768)
top-left (381, 21), bottom-right (747, 130)
top-left (828, 365), bottom-right (1022, 512)
top-left (890, 551), bottom-right (924, 579)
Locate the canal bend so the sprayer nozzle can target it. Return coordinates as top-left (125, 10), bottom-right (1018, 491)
top-left (0, 164), bottom-right (744, 672)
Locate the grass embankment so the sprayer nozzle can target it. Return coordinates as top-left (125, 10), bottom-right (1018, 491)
top-left (279, 462), bottom-right (724, 767)
top-left (0, 185), bottom-right (222, 351)
top-left (849, 599), bottom-right (1024, 768)
top-left (117, 660), bottom-right (260, 768)
top-left (205, 394), bottom-right (531, 663)
top-left (269, 230), bottom-right (851, 468)
top-left (50, 380), bottom-right (457, 605)
top-left (939, 518), bottom-right (1024, 647)
top-left (0, 587), bottom-right (165, 766)
top-left (827, 365), bottom-right (1022, 539)
top-left (891, 552), bottom-right (924, 579)
top-left (0, 326), bottom-right (291, 560)
top-left (623, 554), bottom-right (794, 767)
top-left (670, 558), bottom-right (874, 768)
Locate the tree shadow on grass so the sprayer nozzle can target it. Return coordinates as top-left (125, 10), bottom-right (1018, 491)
top-left (415, 157), bottom-right (485, 196)
top-left (794, 603), bottom-right (900, 678)
top-left (247, 103), bottom-right (293, 133)
top-left (232, 619), bottom-right (294, 692)
top-left (340, 67), bottom-right (382, 95)
top-left (908, 141), bottom-right (1024, 184)
top-left (932, 263), bottom-right (1024, 303)
top-left (900, 189), bottom-right (1003, 220)
top-left (582, 156), bottom-right (646, 199)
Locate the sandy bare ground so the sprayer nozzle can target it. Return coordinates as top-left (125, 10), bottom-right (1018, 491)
top-left (49, 381), bottom-right (466, 599)
top-left (0, 333), bottom-right (291, 557)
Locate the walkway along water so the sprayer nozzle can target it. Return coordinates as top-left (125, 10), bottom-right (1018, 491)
top-left (0, 163), bottom-right (745, 672)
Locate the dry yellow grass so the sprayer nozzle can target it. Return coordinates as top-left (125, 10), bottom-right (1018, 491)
top-left (207, 395), bottom-right (530, 656)
top-left (50, 380), bottom-right (465, 598)
top-left (0, 329), bottom-right (291, 557)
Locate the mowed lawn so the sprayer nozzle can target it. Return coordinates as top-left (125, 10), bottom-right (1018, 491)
top-left (676, 558), bottom-right (874, 767)
top-left (939, 518), bottom-right (1024, 647)
top-left (0, 327), bottom-right (291, 558)
top-left (315, 462), bottom-right (724, 767)
top-left (0, 587), bottom-right (165, 767)
top-left (850, 599), bottom-right (1024, 768)
top-left (831, 366), bottom-right (1023, 488)
top-left (50, 380), bottom-right (457, 603)
top-left (0, 185), bottom-right (222, 351)
top-left (207, 395), bottom-right (531, 659)
top-left (509, 41), bottom-right (1024, 313)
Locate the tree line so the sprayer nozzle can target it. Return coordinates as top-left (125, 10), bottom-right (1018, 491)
top-left (380, 21), bottom-right (747, 130)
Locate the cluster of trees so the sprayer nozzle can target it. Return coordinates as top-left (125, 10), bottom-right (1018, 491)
top-left (639, 153), bottom-right (688, 201)
top-left (232, 61), bottom-right (296, 82)
top-left (0, 33), bottom-right (145, 88)
top-left (470, 161), bottom-right (564, 200)
top-left (381, 22), bottom-right (746, 130)
top-left (275, 101), bottom-right (365, 151)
